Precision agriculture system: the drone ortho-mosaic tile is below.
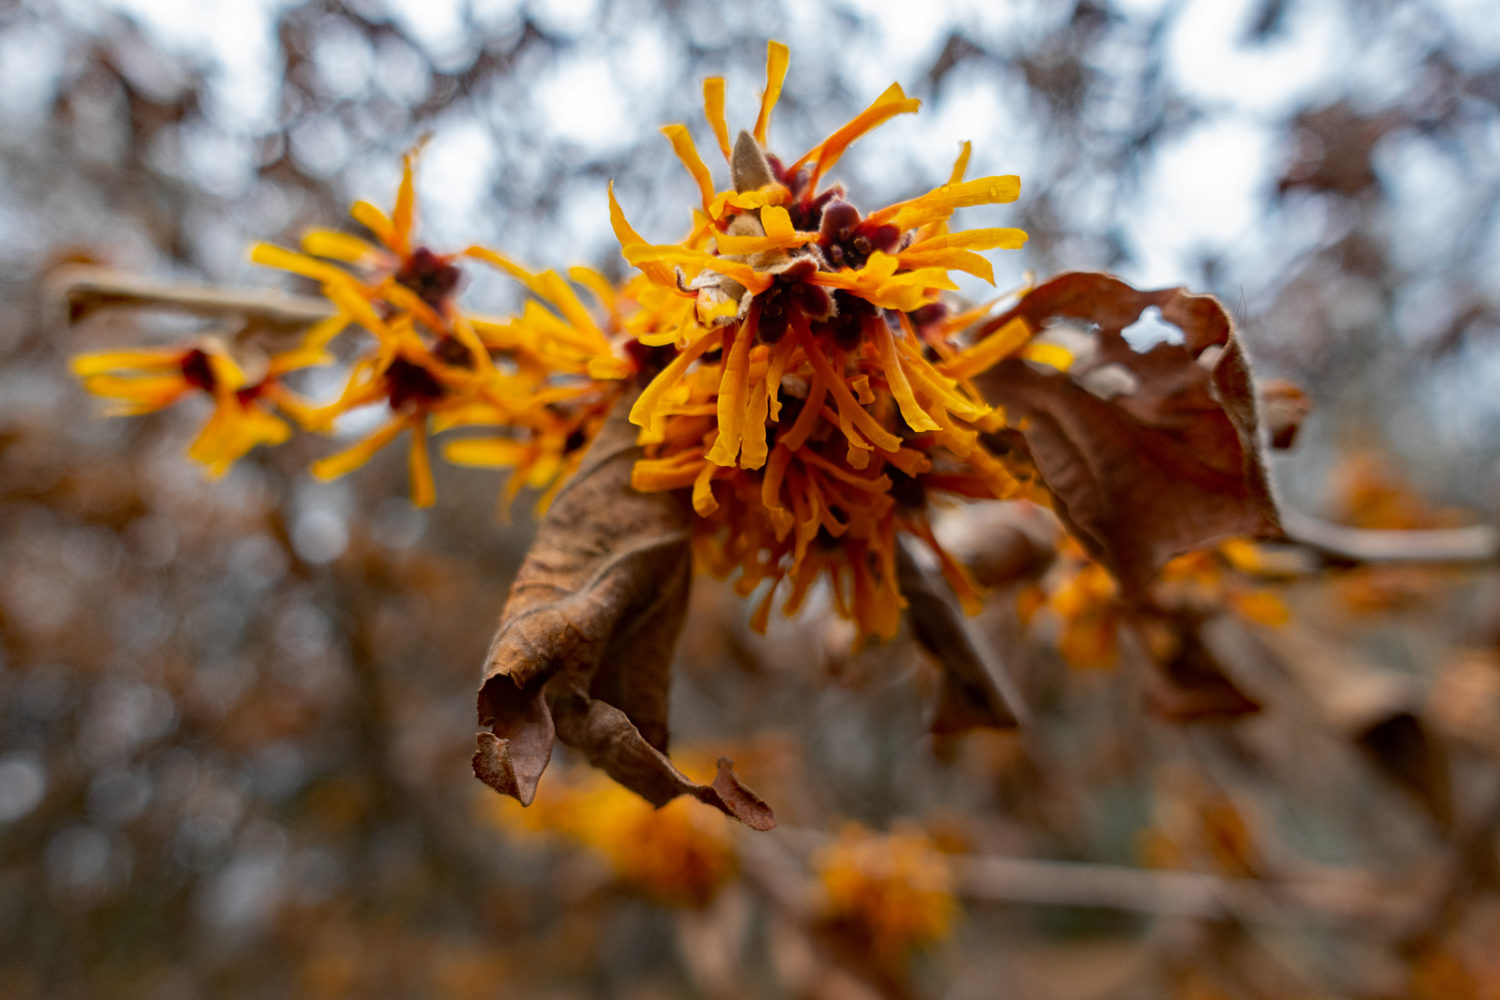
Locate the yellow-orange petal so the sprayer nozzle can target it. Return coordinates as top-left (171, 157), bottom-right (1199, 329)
top-left (629, 328), bottom-right (719, 437)
top-left (940, 316), bottom-right (1032, 379)
top-left (813, 253), bottom-right (959, 313)
top-left (691, 461), bottom-right (719, 515)
top-left (1021, 341), bottom-right (1073, 371)
top-left (706, 319), bottom-right (756, 466)
top-left (949, 140), bottom-right (972, 184)
top-left (870, 175), bottom-right (1022, 231)
top-left (569, 266), bottom-right (619, 319)
top-left (801, 451), bottom-right (891, 494)
top-left (661, 124), bottom-right (717, 214)
top-left (762, 442), bottom-right (792, 511)
top-left (202, 350), bottom-right (245, 394)
top-left (911, 518), bottom-right (984, 616)
top-left (70, 348), bottom-right (186, 377)
top-left (323, 281), bottom-right (390, 340)
top-left (633, 452), bottom-right (704, 493)
top-left (350, 200), bottom-right (398, 250)
top-left (713, 231), bottom-right (817, 256)
top-left (901, 248), bottom-right (995, 283)
top-left (869, 319), bottom-right (941, 433)
top-left (715, 204), bottom-right (819, 255)
top-left (301, 229), bottom-right (380, 264)
top-left (749, 578), bottom-right (779, 634)
top-left (623, 245), bottom-right (773, 294)
top-left (906, 227), bottom-right (1030, 254)
top-left (464, 247), bottom-right (608, 345)
top-left (739, 374), bottom-right (772, 470)
top-left (965, 445), bottom-right (1024, 500)
top-left (779, 377), bottom-right (826, 453)
top-left (392, 150), bottom-right (417, 256)
top-left (703, 77), bottom-right (731, 160)
top-left (381, 280), bottom-right (448, 333)
top-left (764, 336), bottom-right (794, 421)
top-left (900, 226), bottom-right (1029, 281)
top-left (754, 41), bottom-right (790, 146)
top-left (586, 355), bottom-right (633, 381)
top-left (79, 373), bottom-right (188, 412)
top-left (798, 326), bottom-right (902, 453)
top-left (408, 416), bottom-right (435, 508)
top-left (296, 314), bottom-right (351, 355)
top-left (708, 185), bottom-right (792, 221)
top-left (443, 436), bottom-right (528, 468)
top-left (608, 183), bottom-right (673, 288)
top-left (311, 415), bottom-right (409, 481)
top-left (187, 399), bottom-right (290, 479)
top-left (792, 82), bottom-right (922, 188)
top-left (250, 243), bottom-right (358, 287)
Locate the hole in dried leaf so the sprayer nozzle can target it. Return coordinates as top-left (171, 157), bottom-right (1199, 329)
top-left (1121, 306), bottom-right (1183, 351)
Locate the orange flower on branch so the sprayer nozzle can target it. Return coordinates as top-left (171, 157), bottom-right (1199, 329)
top-left (486, 765), bottom-right (738, 909)
top-left (71, 334), bottom-right (329, 478)
top-left (250, 144), bottom-right (491, 369)
top-left (242, 145), bottom-right (640, 508)
top-left (814, 823), bottom-right (958, 964)
top-left (610, 40), bottom-right (1035, 638)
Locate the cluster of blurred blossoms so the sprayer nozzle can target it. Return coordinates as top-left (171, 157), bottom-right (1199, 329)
top-left (1025, 537), bottom-right (1290, 671)
top-left (487, 761), bottom-right (957, 962)
top-left (73, 42), bottom-right (1052, 641)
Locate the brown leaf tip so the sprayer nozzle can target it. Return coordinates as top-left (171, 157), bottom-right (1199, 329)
top-left (710, 757), bottom-right (777, 831)
top-left (472, 731), bottom-right (545, 806)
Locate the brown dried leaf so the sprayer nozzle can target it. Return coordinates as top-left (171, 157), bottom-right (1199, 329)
top-left (974, 272), bottom-right (1281, 593)
top-left (1355, 712), bottom-right (1454, 832)
top-left (1145, 616), bottom-right (1263, 722)
top-left (472, 398), bottom-right (776, 828)
top-left (895, 541), bottom-right (1027, 733)
top-left (551, 692), bottom-right (776, 830)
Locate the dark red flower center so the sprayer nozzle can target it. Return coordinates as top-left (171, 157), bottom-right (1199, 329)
top-left (755, 259), bottom-right (832, 345)
top-left (385, 357), bottom-right (446, 409)
top-left (180, 348), bottom-right (216, 392)
top-left (394, 247), bottom-right (464, 309)
top-left (818, 199), bottom-right (901, 272)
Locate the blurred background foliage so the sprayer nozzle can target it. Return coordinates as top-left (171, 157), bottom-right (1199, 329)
top-left (4, 0), bottom-right (1500, 997)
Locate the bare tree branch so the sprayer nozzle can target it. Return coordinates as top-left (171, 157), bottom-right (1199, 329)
top-left (1280, 509), bottom-right (1500, 566)
top-left (53, 265), bottom-right (334, 329)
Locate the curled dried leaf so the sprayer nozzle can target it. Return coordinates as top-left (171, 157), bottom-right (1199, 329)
top-left (473, 397), bottom-right (775, 828)
top-left (552, 692), bottom-right (775, 830)
top-left (973, 272), bottom-right (1282, 593)
top-left (896, 541), bottom-right (1027, 733)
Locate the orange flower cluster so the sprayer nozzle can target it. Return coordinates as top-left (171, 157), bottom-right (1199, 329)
top-left (486, 766), bottom-right (738, 908)
top-left (76, 146), bottom-right (633, 511)
top-left (814, 823), bottom-right (958, 960)
top-left (71, 336), bottom-right (326, 479)
top-left (615, 41), bottom-right (1040, 638)
top-left (76, 41), bottom-right (1044, 640)
top-left (1022, 537), bottom-right (1290, 670)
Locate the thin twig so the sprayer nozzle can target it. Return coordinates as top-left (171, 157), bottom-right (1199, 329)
top-left (53, 265), bottom-right (334, 329)
top-left (950, 855), bottom-right (1414, 930)
top-left (1279, 509), bottom-right (1500, 566)
top-left (769, 826), bottom-right (1417, 932)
